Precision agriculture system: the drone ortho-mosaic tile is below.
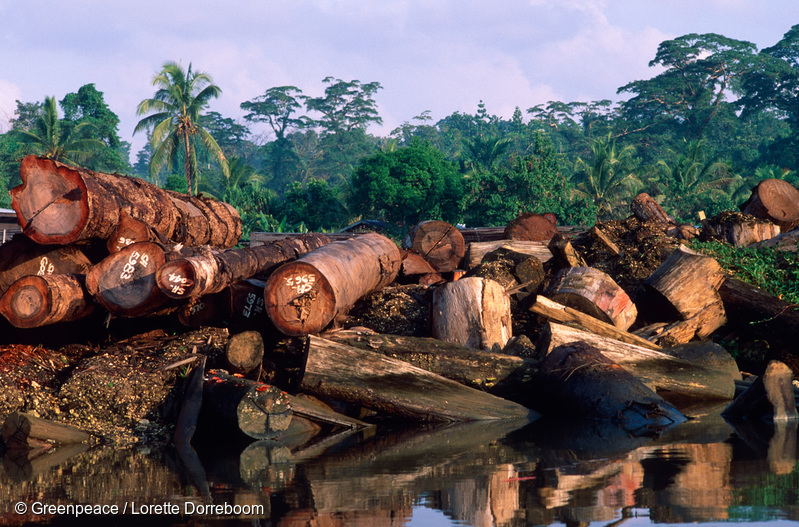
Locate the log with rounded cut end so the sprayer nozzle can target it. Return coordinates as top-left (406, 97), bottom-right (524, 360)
top-left (226, 330), bottom-right (265, 376)
top-left (0, 274), bottom-right (94, 328)
top-left (85, 241), bottom-right (169, 317)
top-left (11, 155), bottom-right (241, 247)
top-left (545, 266), bottom-right (637, 331)
top-left (403, 220), bottom-right (465, 272)
top-left (264, 233), bottom-right (401, 336)
top-left (504, 212), bottom-right (559, 242)
top-left (741, 178), bottom-right (799, 231)
top-left (0, 235), bottom-right (95, 295)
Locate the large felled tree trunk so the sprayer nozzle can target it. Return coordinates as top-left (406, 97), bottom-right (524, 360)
top-left (740, 178), bottom-right (799, 232)
top-left (0, 235), bottom-right (97, 295)
top-left (156, 233), bottom-right (330, 300)
top-left (264, 233), bottom-right (401, 336)
top-left (402, 220), bottom-right (466, 272)
top-left (11, 155), bottom-right (241, 247)
top-left (0, 274), bottom-right (95, 328)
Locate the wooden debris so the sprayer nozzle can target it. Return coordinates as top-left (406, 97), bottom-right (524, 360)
top-left (715, 212), bottom-right (781, 247)
top-left (740, 178), bottom-right (799, 232)
top-left (631, 192), bottom-right (675, 226)
top-left (723, 361), bottom-right (798, 422)
top-left (301, 335), bottom-right (538, 422)
top-left (2, 412), bottom-right (90, 450)
top-left (226, 330), bottom-right (265, 377)
top-left (0, 273), bottom-right (95, 328)
top-left (589, 225), bottom-right (621, 256)
top-left (504, 212), bottom-right (559, 242)
top-left (432, 277), bottom-right (512, 351)
top-left (403, 220), bottom-right (466, 273)
top-left (464, 240), bottom-right (552, 270)
top-left (264, 233), bottom-right (401, 336)
top-left (547, 232), bottom-right (587, 268)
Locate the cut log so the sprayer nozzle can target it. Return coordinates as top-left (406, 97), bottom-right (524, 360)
top-left (402, 220), bottom-right (465, 273)
top-left (538, 322), bottom-right (736, 402)
top-left (399, 250), bottom-right (437, 278)
top-left (197, 368), bottom-right (292, 440)
top-left (534, 341), bottom-right (687, 432)
top-left (2, 412), bottom-right (90, 450)
top-left (85, 241), bottom-right (174, 317)
top-left (547, 232), bottom-right (587, 268)
top-left (321, 328), bottom-right (540, 407)
top-left (226, 330), bottom-right (265, 376)
top-left (530, 295), bottom-right (662, 351)
top-left (749, 226), bottom-right (799, 252)
top-left (740, 178), bottom-right (799, 231)
top-left (636, 298), bottom-right (727, 346)
top-left (631, 192), bottom-right (675, 225)
top-left (264, 233), bottom-right (401, 336)
top-left (0, 274), bottom-right (94, 328)
top-left (156, 233), bottom-right (330, 300)
top-left (718, 277), bottom-right (799, 339)
top-left (715, 213), bottom-right (781, 247)
top-left (723, 361), bottom-right (798, 422)
top-left (640, 244), bottom-right (725, 322)
top-left (301, 335), bottom-right (538, 422)
top-left (464, 240), bottom-right (552, 269)
top-left (11, 155), bottom-right (241, 247)
top-left (432, 277), bottom-right (512, 351)
top-left (106, 209), bottom-right (168, 253)
top-left (0, 235), bottom-right (96, 295)
top-left (178, 279), bottom-right (268, 330)
top-left (545, 266), bottom-right (637, 331)
top-left (504, 212), bottom-right (559, 242)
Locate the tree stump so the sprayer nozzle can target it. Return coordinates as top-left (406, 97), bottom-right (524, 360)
top-left (503, 212), bottom-right (559, 242)
top-left (0, 274), bottom-right (94, 328)
top-left (11, 155), bottom-right (241, 247)
top-left (432, 277), bottom-right (512, 351)
top-left (0, 235), bottom-right (96, 295)
top-left (741, 178), bottom-right (799, 232)
top-left (640, 244), bottom-right (725, 322)
top-left (264, 233), bottom-right (401, 336)
top-left (402, 220), bottom-right (465, 273)
top-left (545, 266), bottom-right (637, 331)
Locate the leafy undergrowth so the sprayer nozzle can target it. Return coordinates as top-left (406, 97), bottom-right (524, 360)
top-left (690, 240), bottom-right (799, 305)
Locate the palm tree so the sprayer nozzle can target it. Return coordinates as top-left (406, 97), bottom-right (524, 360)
top-left (134, 61), bottom-right (229, 194)
top-left (12, 96), bottom-right (104, 165)
top-left (199, 155), bottom-right (264, 199)
top-left (461, 135), bottom-right (512, 173)
top-left (572, 134), bottom-right (642, 219)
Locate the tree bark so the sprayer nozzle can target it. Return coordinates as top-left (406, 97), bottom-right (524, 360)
top-left (538, 322), bottom-right (736, 403)
top-left (631, 192), bottom-right (675, 225)
top-left (545, 266), bottom-right (637, 330)
top-left (226, 330), bottom-right (265, 377)
top-left (464, 240), bottom-right (552, 269)
top-left (716, 214), bottom-right (781, 247)
top-left (106, 210), bottom-right (168, 253)
top-left (402, 220), bottom-right (465, 272)
top-left (504, 212), bottom-right (559, 242)
top-left (0, 234), bottom-right (96, 295)
top-left (0, 274), bottom-right (94, 328)
top-left (749, 226), bottom-right (799, 252)
top-left (264, 233), bottom-right (401, 336)
top-left (11, 155), bottom-right (241, 247)
top-left (431, 277), bottom-right (512, 351)
top-left (2, 412), bottom-right (90, 450)
top-left (740, 178), bottom-right (799, 232)
top-left (321, 328), bottom-right (541, 407)
top-left (157, 233), bottom-right (330, 300)
top-left (301, 335), bottom-right (538, 422)
top-left (718, 277), bottom-right (799, 339)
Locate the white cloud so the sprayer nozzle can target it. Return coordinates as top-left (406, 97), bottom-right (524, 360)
top-left (0, 80), bottom-right (21, 132)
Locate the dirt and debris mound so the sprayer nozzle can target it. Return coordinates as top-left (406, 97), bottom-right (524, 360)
top-left (345, 284), bottom-right (433, 337)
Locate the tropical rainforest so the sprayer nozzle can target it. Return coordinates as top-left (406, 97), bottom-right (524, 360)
top-left (3, 27), bottom-right (799, 240)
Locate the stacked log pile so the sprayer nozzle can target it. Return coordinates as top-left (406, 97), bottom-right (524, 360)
top-left (1, 158), bottom-right (799, 452)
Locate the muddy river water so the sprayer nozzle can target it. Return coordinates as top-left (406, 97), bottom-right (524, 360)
top-left (2, 403), bottom-right (799, 526)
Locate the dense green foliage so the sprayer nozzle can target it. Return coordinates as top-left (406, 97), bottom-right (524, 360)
top-left (5, 26), bottom-right (799, 238)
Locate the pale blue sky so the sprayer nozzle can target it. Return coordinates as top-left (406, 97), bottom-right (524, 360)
top-left (1, 0), bottom-right (798, 159)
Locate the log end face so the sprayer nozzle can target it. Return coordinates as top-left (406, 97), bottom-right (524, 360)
top-left (156, 261), bottom-right (197, 299)
top-left (265, 262), bottom-right (336, 336)
top-left (0, 275), bottom-right (51, 328)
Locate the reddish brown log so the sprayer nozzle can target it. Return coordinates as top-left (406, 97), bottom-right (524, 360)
top-left (630, 192), bottom-right (674, 225)
top-left (106, 210), bottom-right (167, 253)
top-left (11, 155), bottom-right (241, 247)
top-left (402, 220), bottom-right (465, 273)
top-left (264, 233), bottom-right (401, 336)
top-left (178, 279), bottom-right (268, 330)
top-left (545, 266), bottom-right (637, 331)
top-left (156, 233), bottom-right (330, 300)
top-left (399, 250), bottom-right (437, 277)
top-left (504, 212), bottom-right (559, 242)
top-left (741, 178), bottom-right (799, 231)
top-left (0, 274), bottom-right (94, 328)
top-left (0, 235), bottom-right (96, 295)
top-left (85, 241), bottom-right (173, 317)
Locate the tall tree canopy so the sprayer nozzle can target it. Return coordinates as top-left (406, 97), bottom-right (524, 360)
top-left (134, 61), bottom-right (229, 194)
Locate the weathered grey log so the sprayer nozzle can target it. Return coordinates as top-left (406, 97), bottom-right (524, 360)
top-left (264, 233), bottom-right (401, 336)
top-left (534, 341), bottom-right (687, 432)
top-left (2, 412), bottom-right (90, 450)
top-left (300, 335), bottom-right (539, 422)
top-left (403, 220), bottom-right (465, 272)
top-left (0, 273), bottom-right (95, 328)
top-left (321, 328), bottom-right (540, 406)
top-left (538, 322), bottom-right (736, 402)
top-left (432, 277), bottom-right (512, 351)
top-left (226, 330), bottom-right (265, 376)
top-left (11, 155), bottom-right (241, 247)
top-left (723, 361), bottom-right (799, 422)
top-left (464, 240), bottom-right (552, 269)
top-left (156, 233), bottom-right (330, 300)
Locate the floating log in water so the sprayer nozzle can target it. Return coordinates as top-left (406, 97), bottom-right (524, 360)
top-left (11, 155), bottom-right (241, 247)
top-left (0, 274), bottom-right (94, 328)
top-left (264, 233), bottom-right (401, 336)
top-left (402, 220), bottom-right (465, 273)
top-left (156, 233), bottom-right (330, 301)
top-left (300, 335), bottom-right (538, 422)
top-left (1, 412), bottom-right (90, 450)
top-left (723, 361), bottom-right (798, 422)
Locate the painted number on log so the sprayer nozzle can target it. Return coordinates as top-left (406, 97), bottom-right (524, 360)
top-left (120, 251), bottom-right (150, 280)
top-left (242, 292), bottom-right (264, 318)
top-left (117, 237), bottom-right (135, 247)
top-left (37, 257), bottom-right (55, 276)
top-left (167, 273), bottom-right (189, 296)
top-left (284, 274), bottom-right (316, 295)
